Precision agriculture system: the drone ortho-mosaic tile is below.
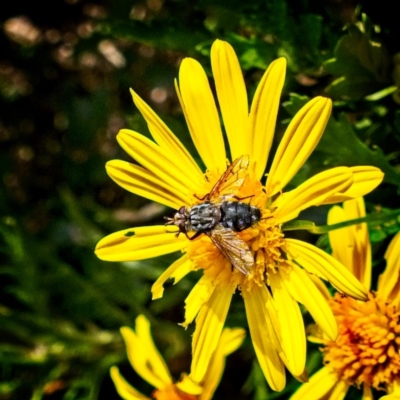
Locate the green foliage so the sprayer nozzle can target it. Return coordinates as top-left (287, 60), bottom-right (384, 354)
top-left (324, 24), bottom-right (391, 99)
top-left (1, 1), bottom-right (400, 399)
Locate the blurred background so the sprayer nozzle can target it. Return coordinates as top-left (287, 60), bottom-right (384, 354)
top-left (1, 0), bottom-right (400, 399)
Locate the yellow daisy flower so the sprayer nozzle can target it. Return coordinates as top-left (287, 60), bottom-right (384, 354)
top-left (95, 39), bottom-right (384, 390)
top-left (111, 315), bottom-right (245, 400)
top-left (291, 198), bottom-right (400, 400)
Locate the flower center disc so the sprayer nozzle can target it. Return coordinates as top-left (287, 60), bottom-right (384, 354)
top-left (186, 168), bottom-right (291, 290)
top-left (323, 292), bottom-right (400, 390)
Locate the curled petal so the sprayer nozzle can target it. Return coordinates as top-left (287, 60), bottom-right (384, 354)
top-left (211, 40), bottom-right (248, 161)
top-left (95, 226), bottom-right (186, 262)
top-left (152, 255), bottom-right (193, 300)
top-left (176, 58), bottom-right (226, 172)
top-left (248, 58), bottom-right (287, 180)
top-left (122, 316), bottom-right (172, 390)
top-left (190, 283), bottom-right (234, 383)
top-left (110, 366), bottom-right (149, 400)
top-left (287, 239), bottom-right (368, 301)
top-left (243, 285), bottom-right (286, 391)
top-left (269, 272), bottom-right (306, 376)
top-left (281, 265), bottom-right (338, 341)
top-left (322, 166), bottom-right (384, 204)
top-left (290, 366), bottom-right (346, 400)
top-left (273, 167), bottom-right (353, 224)
top-left (266, 97), bottom-right (332, 196)
top-left (106, 160), bottom-right (191, 209)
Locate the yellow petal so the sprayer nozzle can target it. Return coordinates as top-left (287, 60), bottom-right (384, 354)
top-left (130, 89), bottom-right (203, 180)
top-left (242, 285), bottom-right (286, 392)
top-left (287, 239), bottom-right (368, 301)
top-left (110, 366), bottom-right (150, 400)
top-left (290, 366), bottom-right (345, 400)
top-left (266, 96), bottom-right (332, 196)
top-left (176, 58), bottom-right (226, 172)
top-left (344, 198), bottom-right (371, 287)
top-left (328, 205), bottom-right (354, 273)
top-left (198, 328), bottom-right (245, 400)
top-left (218, 327), bottom-right (246, 356)
top-left (151, 255), bottom-right (193, 300)
top-left (248, 58), bottom-right (287, 180)
top-left (117, 129), bottom-right (200, 198)
top-left (211, 40), bottom-right (248, 161)
top-left (322, 166), bottom-right (384, 204)
top-left (181, 275), bottom-right (215, 328)
top-left (328, 198), bottom-right (371, 290)
top-left (281, 265), bottom-right (338, 341)
top-left (121, 316), bottom-right (172, 390)
top-left (389, 380), bottom-right (400, 397)
top-left (327, 381), bottom-right (349, 400)
top-left (190, 283), bottom-right (234, 382)
top-left (175, 374), bottom-right (203, 396)
top-left (307, 273), bottom-right (332, 303)
top-left (269, 272), bottom-right (306, 376)
top-left (378, 231), bottom-right (400, 303)
top-left (95, 225), bottom-right (186, 262)
top-left (273, 167), bottom-right (353, 224)
top-left (381, 379), bottom-right (400, 400)
top-left (362, 385), bottom-right (373, 400)
top-left (106, 160), bottom-right (190, 209)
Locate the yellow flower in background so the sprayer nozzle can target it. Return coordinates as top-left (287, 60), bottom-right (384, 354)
top-left (95, 39), bottom-right (384, 390)
top-left (111, 315), bottom-right (245, 400)
top-left (291, 198), bottom-right (400, 400)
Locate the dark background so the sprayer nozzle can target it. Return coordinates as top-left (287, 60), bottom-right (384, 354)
top-left (1, 0), bottom-right (400, 399)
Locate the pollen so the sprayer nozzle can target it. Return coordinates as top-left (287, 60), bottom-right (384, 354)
top-left (322, 292), bottom-right (400, 391)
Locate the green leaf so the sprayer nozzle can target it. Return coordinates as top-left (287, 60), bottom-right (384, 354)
top-left (282, 220), bottom-right (316, 231)
top-left (321, 114), bottom-right (400, 186)
top-left (324, 25), bottom-right (391, 99)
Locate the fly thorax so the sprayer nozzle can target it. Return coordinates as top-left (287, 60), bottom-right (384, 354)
top-left (189, 203), bottom-right (221, 232)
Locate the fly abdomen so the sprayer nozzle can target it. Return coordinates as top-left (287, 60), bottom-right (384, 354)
top-left (220, 202), bottom-right (261, 232)
top-left (189, 202), bottom-right (221, 232)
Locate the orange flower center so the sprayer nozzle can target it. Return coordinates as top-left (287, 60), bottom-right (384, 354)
top-left (152, 385), bottom-right (198, 400)
top-left (323, 292), bottom-right (400, 391)
top-left (185, 168), bottom-right (291, 290)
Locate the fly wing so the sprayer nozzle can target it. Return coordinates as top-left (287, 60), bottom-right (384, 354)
top-left (208, 227), bottom-right (254, 275)
top-left (207, 155), bottom-right (250, 201)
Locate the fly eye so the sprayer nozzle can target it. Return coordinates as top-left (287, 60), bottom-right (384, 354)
top-left (179, 206), bottom-right (186, 214)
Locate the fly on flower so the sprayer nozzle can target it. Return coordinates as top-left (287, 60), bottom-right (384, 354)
top-left (95, 39), bottom-right (385, 391)
top-left (165, 155), bottom-right (261, 275)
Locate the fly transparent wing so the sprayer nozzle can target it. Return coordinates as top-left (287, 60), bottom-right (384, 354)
top-left (207, 155), bottom-right (250, 201)
top-left (208, 227), bottom-right (254, 275)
